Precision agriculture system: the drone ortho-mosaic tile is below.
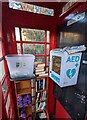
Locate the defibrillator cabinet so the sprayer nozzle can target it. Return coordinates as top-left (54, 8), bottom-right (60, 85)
top-left (49, 48), bottom-right (82, 87)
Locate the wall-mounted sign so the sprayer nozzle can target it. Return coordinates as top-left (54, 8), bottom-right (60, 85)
top-left (67, 12), bottom-right (85, 26)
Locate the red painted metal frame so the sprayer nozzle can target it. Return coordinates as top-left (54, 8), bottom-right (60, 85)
top-left (15, 27), bottom-right (50, 68)
top-left (58, 2), bottom-right (87, 25)
top-left (55, 2), bottom-right (87, 119)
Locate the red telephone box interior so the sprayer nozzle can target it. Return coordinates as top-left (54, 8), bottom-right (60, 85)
top-left (0, 1), bottom-right (87, 120)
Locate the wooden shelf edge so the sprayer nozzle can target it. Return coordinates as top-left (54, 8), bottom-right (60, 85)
top-left (36, 89), bottom-right (47, 93)
top-left (17, 88), bottom-right (31, 96)
top-left (37, 75), bottom-right (49, 79)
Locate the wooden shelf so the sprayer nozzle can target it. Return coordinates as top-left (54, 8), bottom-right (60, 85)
top-left (37, 99), bottom-right (47, 103)
top-left (36, 108), bottom-right (46, 113)
top-left (37, 75), bottom-right (49, 79)
top-left (14, 79), bottom-right (35, 120)
top-left (35, 75), bottom-right (49, 119)
top-left (17, 88), bottom-right (31, 96)
top-left (25, 106), bottom-right (32, 116)
top-left (36, 89), bottom-right (47, 93)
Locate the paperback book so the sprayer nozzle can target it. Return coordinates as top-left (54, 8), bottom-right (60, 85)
top-left (36, 78), bottom-right (45, 91)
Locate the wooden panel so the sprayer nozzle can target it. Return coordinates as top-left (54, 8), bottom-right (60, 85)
top-left (16, 80), bottom-right (31, 90)
top-left (17, 88), bottom-right (31, 96)
top-left (25, 106), bottom-right (32, 117)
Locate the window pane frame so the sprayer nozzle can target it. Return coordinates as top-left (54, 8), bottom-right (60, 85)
top-left (15, 28), bottom-right (50, 72)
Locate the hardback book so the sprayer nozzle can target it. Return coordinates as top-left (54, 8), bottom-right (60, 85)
top-left (37, 63), bottom-right (45, 67)
top-left (39, 112), bottom-right (46, 119)
top-left (36, 92), bottom-right (40, 103)
top-left (39, 73), bottom-right (48, 76)
top-left (34, 61), bottom-right (43, 66)
top-left (41, 91), bottom-right (46, 100)
top-left (36, 68), bottom-right (44, 72)
top-left (38, 102), bottom-right (46, 110)
top-left (36, 79), bottom-right (44, 91)
top-left (35, 66), bottom-right (45, 70)
top-left (36, 71), bottom-right (46, 75)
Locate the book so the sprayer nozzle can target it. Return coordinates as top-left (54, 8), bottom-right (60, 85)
top-left (41, 91), bottom-right (46, 100)
top-left (37, 63), bottom-right (45, 67)
top-left (36, 71), bottom-right (46, 75)
top-left (34, 61), bottom-right (43, 66)
top-left (39, 112), bottom-right (46, 119)
top-left (38, 102), bottom-right (46, 110)
top-left (35, 62), bottom-right (45, 67)
top-left (43, 78), bottom-right (45, 90)
top-left (36, 92), bottom-right (40, 103)
top-left (31, 79), bottom-right (34, 87)
top-left (36, 79), bottom-right (45, 91)
top-left (36, 68), bottom-right (44, 72)
top-left (35, 66), bottom-right (45, 70)
top-left (39, 73), bottom-right (48, 76)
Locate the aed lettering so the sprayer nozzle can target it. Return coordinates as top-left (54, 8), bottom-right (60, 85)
top-left (66, 56), bottom-right (80, 63)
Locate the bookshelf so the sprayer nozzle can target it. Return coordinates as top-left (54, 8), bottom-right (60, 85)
top-left (14, 75), bottom-right (49, 120)
top-left (35, 75), bottom-right (50, 120)
top-left (14, 79), bottom-right (36, 120)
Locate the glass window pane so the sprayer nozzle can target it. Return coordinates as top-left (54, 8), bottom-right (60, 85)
top-left (35, 57), bottom-right (44, 63)
top-left (15, 27), bottom-right (20, 41)
top-left (0, 61), bottom-right (5, 81)
top-left (23, 44), bottom-right (44, 54)
top-left (9, 1), bottom-right (22, 10)
top-left (21, 28), bottom-right (45, 42)
top-left (46, 56), bottom-right (49, 66)
top-left (62, 2), bottom-right (75, 13)
top-left (5, 94), bottom-right (10, 115)
top-left (34, 5), bottom-right (40, 13)
top-left (47, 31), bottom-right (50, 42)
top-left (21, 3), bottom-right (34, 12)
top-left (46, 44), bottom-right (50, 55)
top-left (2, 80), bottom-right (8, 98)
top-left (17, 43), bottom-right (21, 54)
top-left (0, 41), bottom-right (2, 58)
top-left (9, 2), bottom-right (54, 16)
top-left (40, 7), bottom-right (54, 16)
top-left (46, 67), bottom-right (49, 72)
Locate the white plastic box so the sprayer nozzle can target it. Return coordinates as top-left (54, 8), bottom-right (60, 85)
top-left (5, 54), bottom-right (35, 79)
top-left (49, 49), bottom-right (82, 87)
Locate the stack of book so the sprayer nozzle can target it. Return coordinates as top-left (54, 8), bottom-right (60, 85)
top-left (34, 62), bottom-right (48, 76)
top-left (36, 101), bottom-right (46, 111)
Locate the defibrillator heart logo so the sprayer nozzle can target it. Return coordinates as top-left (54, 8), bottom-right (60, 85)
top-left (66, 68), bottom-right (76, 79)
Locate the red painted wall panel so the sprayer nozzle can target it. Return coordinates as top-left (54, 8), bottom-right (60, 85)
top-left (55, 100), bottom-right (71, 119)
top-left (48, 29), bottom-right (57, 114)
top-left (2, 2), bottom-right (57, 116)
top-left (2, 2), bottom-right (86, 118)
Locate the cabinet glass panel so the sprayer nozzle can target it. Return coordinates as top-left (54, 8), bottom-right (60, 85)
top-left (52, 56), bottom-right (61, 75)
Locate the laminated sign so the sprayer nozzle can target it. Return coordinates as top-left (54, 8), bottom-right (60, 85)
top-left (49, 45), bottom-right (86, 87)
